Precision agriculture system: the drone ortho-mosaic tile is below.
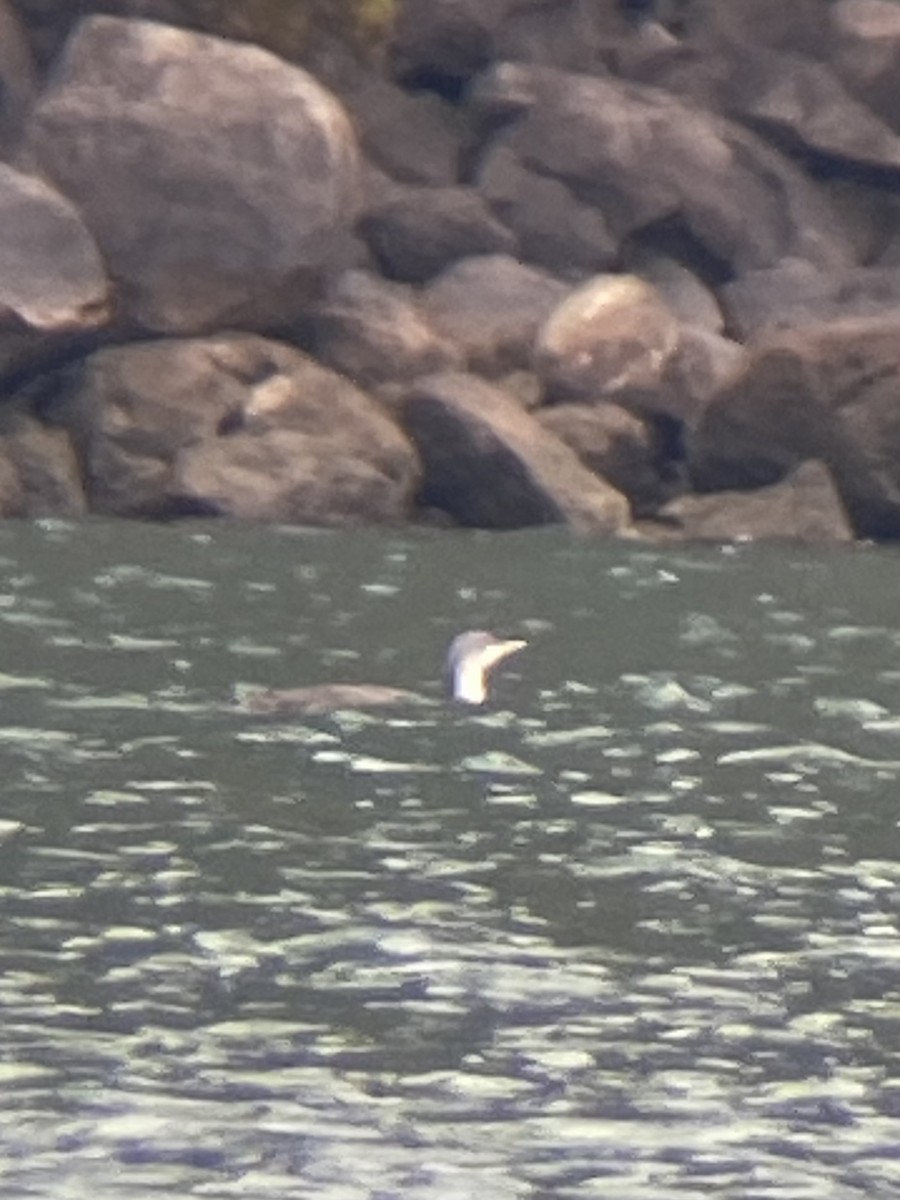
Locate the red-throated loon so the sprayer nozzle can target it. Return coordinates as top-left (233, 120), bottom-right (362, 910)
top-left (240, 630), bottom-right (527, 714)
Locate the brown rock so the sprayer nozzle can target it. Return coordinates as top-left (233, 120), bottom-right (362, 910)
top-left (402, 371), bottom-right (632, 533)
top-left (46, 333), bottom-right (420, 523)
top-left (0, 411), bottom-right (86, 516)
top-left (469, 62), bottom-right (854, 275)
top-left (0, 448), bottom-right (24, 516)
top-left (538, 401), bottom-right (680, 516)
top-left (658, 460), bottom-right (853, 543)
top-left (341, 74), bottom-right (465, 185)
top-left (0, 0), bottom-right (36, 150)
top-left (172, 430), bottom-right (411, 525)
top-left (0, 163), bottom-right (109, 382)
top-left (830, 0), bottom-right (900, 135)
top-left (535, 274), bottom-right (682, 402)
top-left (720, 262), bottom-right (900, 340)
top-left (360, 186), bottom-right (516, 283)
top-left (690, 315), bottom-right (900, 538)
top-left (477, 145), bottom-right (616, 277)
top-left (312, 270), bottom-right (462, 390)
top-left (422, 254), bottom-right (569, 375)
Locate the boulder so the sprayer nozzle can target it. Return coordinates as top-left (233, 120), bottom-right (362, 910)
top-left (0, 408), bottom-right (86, 516)
top-left (720, 262), bottom-right (900, 339)
top-left (0, 450), bottom-right (23, 516)
top-left (312, 270), bottom-right (462, 390)
top-left (23, 16), bottom-right (360, 334)
top-left (658, 460), bottom-right (854, 543)
top-left (689, 315), bottom-right (900, 538)
top-left (652, 14), bottom-right (900, 174)
top-left (390, 0), bottom-right (522, 85)
top-left (172, 430), bottom-right (412, 525)
top-left (477, 145), bottom-right (617, 277)
top-left (829, 0), bottom-right (900, 134)
top-left (535, 274), bottom-right (682, 402)
top-left (402, 371), bottom-right (632, 533)
top-left (339, 73), bottom-right (466, 185)
top-left (45, 333), bottom-right (420, 523)
top-left (0, 163), bottom-right (109, 380)
top-left (0, 0), bottom-right (36, 150)
top-left (626, 252), bottom-right (725, 333)
top-left (359, 186), bottom-right (516, 283)
top-left (660, 328), bottom-right (748, 426)
top-left (422, 254), bottom-right (569, 374)
top-left (537, 401), bottom-right (681, 516)
top-left (469, 62), bottom-right (855, 276)
top-left (721, 45), bottom-right (900, 174)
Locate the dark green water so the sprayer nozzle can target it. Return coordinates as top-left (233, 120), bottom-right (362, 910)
top-left (1, 520), bottom-right (899, 1198)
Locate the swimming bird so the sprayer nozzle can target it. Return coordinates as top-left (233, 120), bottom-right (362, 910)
top-left (240, 630), bottom-right (527, 715)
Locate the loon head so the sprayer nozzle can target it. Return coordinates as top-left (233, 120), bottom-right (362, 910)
top-left (446, 630), bottom-right (527, 704)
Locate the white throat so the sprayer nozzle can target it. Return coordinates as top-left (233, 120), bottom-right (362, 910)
top-left (452, 658), bottom-right (488, 705)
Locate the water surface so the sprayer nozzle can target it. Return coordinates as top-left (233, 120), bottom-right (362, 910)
top-left (1, 521), bottom-right (899, 1198)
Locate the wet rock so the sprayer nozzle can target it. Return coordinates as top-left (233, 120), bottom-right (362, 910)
top-left (659, 460), bottom-right (853, 543)
top-left (0, 449), bottom-right (23, 516)
top-left (46, 333), bottom-right (420, 523)
top-left (0, 163), bottom-right (109, 380)
top-left (312, 270), bottom-right (462, 390)
top-left (422, 254), bottom-right (569, 375)
top-left (359, 186), bottom-right (516, 283)
top-left (469, 61), bottom-right (854, 275)
top-left (537, 401), bottom-right (679, 516)
top-left (402, 371), bottom-right (632, 533)
top-left (536, 274), bottom-right (682, 402)
top-left (689, 315), bottom-right (900, 538)
top-left (0, 408), bottom-right (86, 516)
top-left (23, 16), bottom-right (360, 334)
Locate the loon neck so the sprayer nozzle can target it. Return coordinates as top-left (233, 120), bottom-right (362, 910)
top-left (452, 659), bottom-right (488, 705)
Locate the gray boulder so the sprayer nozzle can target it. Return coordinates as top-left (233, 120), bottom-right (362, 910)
top-left (829, 0), bottom-right (900, 134)
top-left (0, 163), bottom-right (109, 379)
top-left (469, 61), bottom-right (855, 275)
top-left (23, 16), bottom-right (361, 334)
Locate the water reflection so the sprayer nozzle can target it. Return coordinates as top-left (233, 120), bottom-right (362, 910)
top-left (0, 524), bottom-right (898, 1195)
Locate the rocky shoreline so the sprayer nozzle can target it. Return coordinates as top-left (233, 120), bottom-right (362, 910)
top-left (1, 0), bottom-right (899, 542)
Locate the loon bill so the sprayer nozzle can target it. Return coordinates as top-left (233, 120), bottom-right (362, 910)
top-left (240, 630), bottom-right (527, 715)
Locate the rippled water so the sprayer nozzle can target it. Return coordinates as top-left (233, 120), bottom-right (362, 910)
top-left (1, 520), bottom-right (900, 1198)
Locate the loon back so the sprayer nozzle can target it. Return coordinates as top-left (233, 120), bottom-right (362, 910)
top-left (241, 683), bottom-right (430, 716)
